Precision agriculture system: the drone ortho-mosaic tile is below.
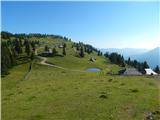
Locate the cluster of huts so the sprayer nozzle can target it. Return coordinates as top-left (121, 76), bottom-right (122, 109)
top-left (119, 68), bottom-right (158, 76)
top-left (39, 43), bottom-right (64, 57)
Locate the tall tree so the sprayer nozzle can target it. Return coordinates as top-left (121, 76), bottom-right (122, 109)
top-left (79, 46), bottom-right (85, 57)
top-left (44, 45), bottom-right (49, 52)
top-left (143, 61), bottom-right (149, 68)
top-left (30, 52), bottom-right (35, 60)
top-left (14, 39), bottom-right (22, 54)
top-left (62, 43), bottom-right (66, 56)
top-left (25, 41), bottom-right (31, 56)
top-left (62, 47), bottom-right (66, 56)
top-left (154, 65), bottom-right (160, 74)
top-left (52, 48), bottom-right (57, 56)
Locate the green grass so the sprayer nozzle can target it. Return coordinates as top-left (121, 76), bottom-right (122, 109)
top-left (2, 37), bottom-right (160, 120)
top-left (2, 61), bottom-right (160, 120)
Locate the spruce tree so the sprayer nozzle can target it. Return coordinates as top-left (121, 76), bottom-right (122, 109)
top-left (143, 61), bottom-right (149, 68)
top-left (79, 46), bottom-right (84, 57)
top-left (154, 65), bottom-right (160, 74)
top-left (62, 43), bottom-right (66, 56)
top-left (62, 47), bottom-right (66, 56)
top-left (14, 39), bottom-right (22, 54)
top-left (44, 45), bottom-right (49, 52)
top-left (52, 48), bottom-right (57, 56)
top-left (25, 41), bottom-right (31, 56)
top-left (30, 52), bottom-right (35, 60)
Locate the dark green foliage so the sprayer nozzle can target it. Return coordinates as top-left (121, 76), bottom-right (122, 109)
top-left (14, 39), bottom-right (23, 54)
top-left (1, 31), bottom-right (13, 39)
top-left (104, 52), bottom-right (109, 57)
top-left (108, 79), bottom-right (113, 82)
top-left (63, 36), bottom-right (69, 41)
top-left (52, 48), bottom-right (58, 56)
top-left (62, 43), bottom-right (66, 56)
top-left (143, 61), bottom-right (149, 68)
top-left (130, 89), bottom-right (139, 93)
top-left (97, 50), bottom-right (103, 56)
top-left (72, 42), bottom-right (97, 54)
top-left (125, 57), bottom-right (150, 73)
top-left (25, 40), bottom-right (31, 55)
top-left (105, 52), bottom-right (150, 73)
top-left (79, 46), bottom-right (85, 57)
top-left (99, 94), bottom-right (107, 99)
top-left (62, 47), bottom-right (66, 56)
top-left (1, 31), bottom-right (40, 75)
top-left (30, 41), bottom-right (36, 51)
top-left (154, 65), bottom-right (160, 74)
top-left (126, 57), bottom-right (131, 65)
top-left (30, 52), bottom-right (35, 60)
top-left (1, 41), bottom-right (17, 75)
top-left (63, 43), bottom-right (66, 48)
top-left (44, 45), bottom-right (49, 52)
top-left (107, 52), bottom-right (125, 67)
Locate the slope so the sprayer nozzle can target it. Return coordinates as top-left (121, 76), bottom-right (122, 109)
top-left (2, 36), bottom-right (160, 120)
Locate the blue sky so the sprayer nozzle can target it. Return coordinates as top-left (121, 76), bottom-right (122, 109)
top-left (1, 1), bottom-right (160, 49)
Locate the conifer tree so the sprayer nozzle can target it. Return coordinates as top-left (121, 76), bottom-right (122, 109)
top-left (79, 46), bottom-right (85, 57)
top-left (154, 65), bottom-right (160, 74)
top-left (52, 48), bottom-right (57, 56)
top-left (62, 47), bottom-right (66, 56)
top-left (25, 41), bottom-right (31, 56)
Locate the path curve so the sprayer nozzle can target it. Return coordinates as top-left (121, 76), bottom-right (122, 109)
top-left (37, 56), bottom-right (87, 72)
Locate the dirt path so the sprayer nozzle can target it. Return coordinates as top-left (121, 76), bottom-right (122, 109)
top-left (37, 56), bottom-right (87, 72)
top-left (24, 62), bottom-right (33, 80)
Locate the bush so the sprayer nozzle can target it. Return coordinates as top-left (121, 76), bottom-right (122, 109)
top-left (99, 94), bottom-right (108, 99)
top-left (130, 89), bottom-right (139, 93)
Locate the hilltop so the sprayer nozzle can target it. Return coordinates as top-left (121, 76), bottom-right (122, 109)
top-left (1, 32), bottom-right (160, 120)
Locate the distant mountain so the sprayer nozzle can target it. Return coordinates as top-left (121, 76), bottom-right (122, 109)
top-left (130, 47), bottom-right (160, 68)
top-left (100, 47), bottom-right (160, 68)
top-left (100, 48), bottom-right (149, 59)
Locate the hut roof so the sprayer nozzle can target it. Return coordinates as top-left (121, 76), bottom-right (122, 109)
top-left (122, 68), bottom-right (142, 75)
top-left (145, 68), bottom-right (157, 75)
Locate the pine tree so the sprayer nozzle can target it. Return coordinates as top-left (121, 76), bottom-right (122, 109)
top-left (104, 52), bottom-right (109, 57)
top-left (127, 57), bottom-right (131, 65)
top-left (76, 45), bottom-right (79, 51)
top-left (62, 47), bottom-right (66, 56)
top-left (44, 45), bottom-right (49, 52)
top-left (52, 48), bottom-right (57, 56)
top-left (30, 52), bottom-right (35, 60)
top-left (79, 46), bottom-right (85, 57)
top-left (154, 65), bottom-right (160, 74)
top-left (97, 50), bottom-right (101, 56)
top-left (14, 39), bottom-right (22, 54)
top-left (25, 41), bottom-right (31, 56)
top-left (62, 43), bottom-right (66, 56)
top-left (31, 41), bottom-right (36, 51)
top-left (143, 61), bottom-right (149, 68)
top-left (63, 43), bottom-right (66, 48)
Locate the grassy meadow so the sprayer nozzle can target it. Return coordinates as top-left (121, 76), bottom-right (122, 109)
top-left (2, 37), bottom-right (160, 120)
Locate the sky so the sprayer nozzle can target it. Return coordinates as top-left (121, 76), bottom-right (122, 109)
top-left (1, 1), bottom-right (160, 49)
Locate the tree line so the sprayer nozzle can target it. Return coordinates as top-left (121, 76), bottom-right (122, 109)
top-left (104, 52), bottom-right (156, 74)
top-left (72, 42), bottom-right (103, 58)
top-left (1, 35), bottom-right (39, 75)
top-left (1, 31), bottom-right (71, 41)
top-left (43, 43), bottom-right (67, 56)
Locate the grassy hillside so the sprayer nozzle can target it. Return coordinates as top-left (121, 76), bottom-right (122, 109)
top-left (2, 36), bottom-right (160, 120)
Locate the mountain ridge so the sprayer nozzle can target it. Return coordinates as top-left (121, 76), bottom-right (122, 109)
top-left (100, 47), bottom-right (160, 68)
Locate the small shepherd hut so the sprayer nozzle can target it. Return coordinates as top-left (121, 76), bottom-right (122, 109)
top-left (120, 68), bottom-right (142, 76)
top-left (40, 49), bottom-right (52, 57)
top-left (145, 68), bottom-right (157, 75)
